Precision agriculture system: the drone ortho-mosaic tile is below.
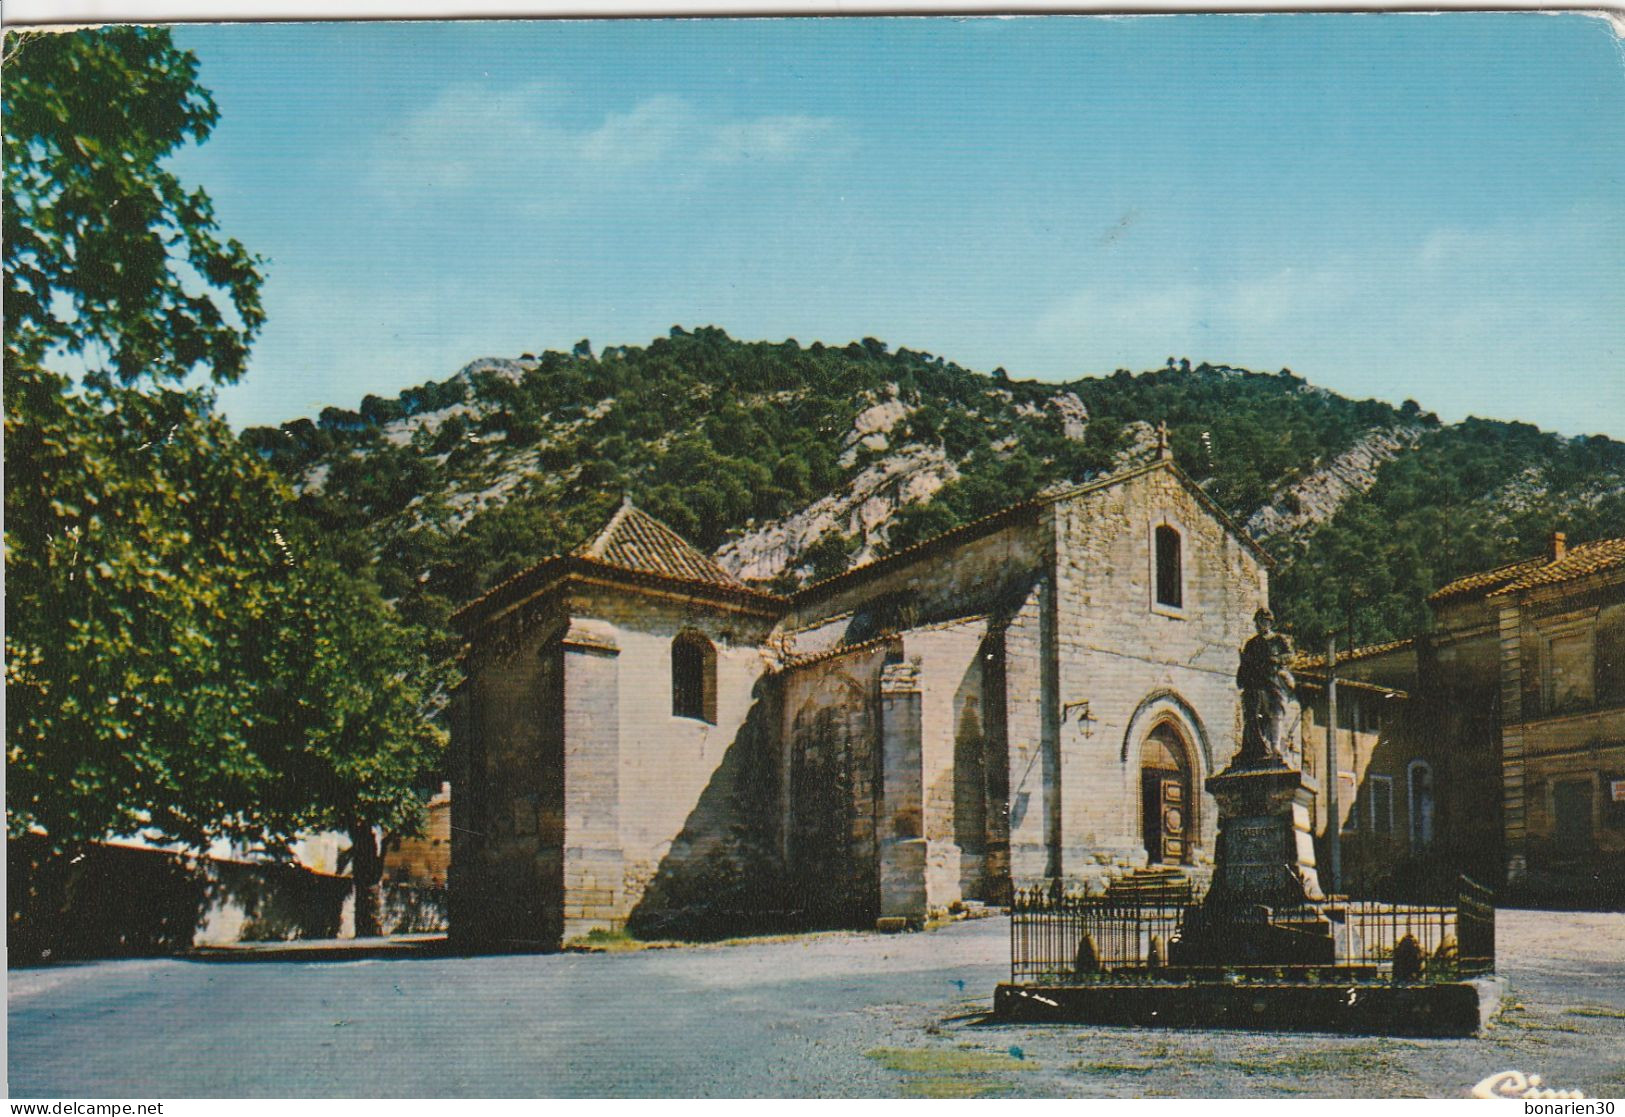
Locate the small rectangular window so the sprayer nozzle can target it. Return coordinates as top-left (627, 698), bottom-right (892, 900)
top-left (1547, 631), bottom-right (1595, 713)
top-left (672, 632), bottom-right (717, 724)
top-left (1154, 525), bottom-right (1182, 609)
top-left (1369, 775), bottom-right (1394, 836)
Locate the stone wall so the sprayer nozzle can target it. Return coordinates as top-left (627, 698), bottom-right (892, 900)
top-left (871, 618), bottom-right (1004, 919)
top-left (9, 836), bottom-right (352, 963)
top-left (779, 641), bottom-right (896, 927)
top-left (450, 578), bottom-right (781, 946)
top-left (1499, 577), bottom-right (1624, 902)
top-left (783, 515), bottom-right (1046, 654)
top-left (564, 585), bottom-right (780, 939)
top-left (449, 596), bottom-right (568, 948)
top-left (1045, 467), bottom-right (1269, 892)
top-left (1001, 582), bottom-right (1053, 887)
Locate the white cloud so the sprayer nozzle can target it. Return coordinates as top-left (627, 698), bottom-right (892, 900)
top-left (708, 115), bottom-right (838, 164)
top-left (1033, 265), bottom-right (1351, 366)
top-left (576, 94), bottom-right (698, 169)
top-left (370, 83), bottom-right (842, 212)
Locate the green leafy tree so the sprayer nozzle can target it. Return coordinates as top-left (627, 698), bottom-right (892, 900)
top-left (4, 371), bottom-right (289, 848)
top-left (5, 28), bottom-right (448, 934)
top-left (4, 28), bottom-right (264, 385)
top-left (4, 27), bottom-right (278, 849)
top-left (242, 554), bottom-right (452, 936)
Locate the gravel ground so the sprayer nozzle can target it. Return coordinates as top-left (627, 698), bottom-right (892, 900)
top-left (8, 908), bottom-right (1624, 1098)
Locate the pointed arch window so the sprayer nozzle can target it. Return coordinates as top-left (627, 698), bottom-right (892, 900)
top-left (672, 632), bottom-right (718, 724)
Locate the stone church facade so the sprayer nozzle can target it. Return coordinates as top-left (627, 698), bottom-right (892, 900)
top-left (448, 456), bottom-right (1273, 948)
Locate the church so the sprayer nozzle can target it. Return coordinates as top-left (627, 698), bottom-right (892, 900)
top-left (447, 450), bottom-right (1279, 948)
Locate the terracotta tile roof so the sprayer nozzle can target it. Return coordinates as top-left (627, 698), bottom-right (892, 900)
top-left (1291, 670), bottom-right (1408, 700)
top-left (574, 497), bottom-right (744, 589)
top-left (1292, 636), bottom-right (1415, 670)
top-left (1487, 537), bottom-right (1625, 597)
top-left (450, 498), bottom-right (781, 633)
top-left (779, 633), bottom-right (903, 670)
top-left (1427, 557), bottom-right (1547, 603)
top-left (1428, 537), bottom-right (1625, 603)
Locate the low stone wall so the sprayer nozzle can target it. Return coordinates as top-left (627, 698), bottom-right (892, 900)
top-left (8, 837), bottom-right (447, 963)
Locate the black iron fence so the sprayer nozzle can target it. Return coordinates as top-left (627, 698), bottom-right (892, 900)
top-left (1010, 875), bottom-right (1495, 983)
top-left (1010, 886), bottom-right (1189, 982)
top-left (1455, 875), bottom-right (1496, 975)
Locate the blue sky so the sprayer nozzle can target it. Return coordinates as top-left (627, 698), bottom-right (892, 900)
top-left (168, 15), bottom-right (1625, 436)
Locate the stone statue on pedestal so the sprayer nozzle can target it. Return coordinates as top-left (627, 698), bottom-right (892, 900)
top-left (1235, 607), bottom-right (1294, 768)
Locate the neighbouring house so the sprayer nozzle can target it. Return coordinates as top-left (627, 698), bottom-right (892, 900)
top-left (1287, 532), bottom-right (1625, 908)
top-left (1292, 638), bottom-right (1502, 900)
top-left (1426, 533), bottom-right (1625, 905)
top-left (448, 454), bottom-right (1278, 948)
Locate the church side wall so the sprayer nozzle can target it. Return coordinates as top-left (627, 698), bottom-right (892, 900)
top-left (902, 620), bottom-right (994, 910)
top-left (1002, 583), bottom-right (1052, 888)
top-left (1049, 468), bottom-right (1269, 891)
top-left (779, 642), bottom-right (896, 927)
top-left (782, 518), bottom-right (1046, 652)
top-left (562, 585), bottom-right (780, 937)
top-left (451, 599), bottom-right (570, 949)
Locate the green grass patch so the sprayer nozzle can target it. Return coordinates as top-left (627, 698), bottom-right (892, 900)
top-left (1567, 1005), bottom-right (1625, 1020)
top-left (900, 1076), bottom-right (1012, 1098)
top-left (866, 1047), bottom-right (1035, 1074)
top-left (1074, 1060), bottom-right (1156, 1075)
top-left (1224, 1042), bottom-right (1396, 1077)
top-left (563, 928), bottom-right (638, 951)
top-left (1142, 1041), bottom-right (1215, 1065)
top-left (867, 1045), bottom-right (1037, 1098)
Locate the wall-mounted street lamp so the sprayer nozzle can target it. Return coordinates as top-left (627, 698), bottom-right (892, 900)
top-left (1062, 699), bottom-right (1096, 738)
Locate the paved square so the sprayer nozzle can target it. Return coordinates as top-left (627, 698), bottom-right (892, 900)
top-left (8, 909), bottom-right (1623, 1098)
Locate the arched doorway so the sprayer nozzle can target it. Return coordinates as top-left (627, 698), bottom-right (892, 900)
top-left (1140, 722), bottom-right (1195, 865)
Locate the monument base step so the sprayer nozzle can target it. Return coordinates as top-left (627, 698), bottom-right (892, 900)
top-left (994, 977), bottom-right (1504, 1037)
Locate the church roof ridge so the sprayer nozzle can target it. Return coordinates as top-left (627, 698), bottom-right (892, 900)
top-left (794, 457), bottom-right (1272, 601)
top-left (575, 494), bottom-right (638, 561)
top-left (570, 497), bottom-right (745, 588)
top-left (451, 497), bottom-right (778, 634)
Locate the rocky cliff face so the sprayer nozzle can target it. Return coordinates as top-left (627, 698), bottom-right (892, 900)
top-left (249, 330), bottom-right (1625, 649)
top-left (716, 443), bottom-right (960, 581)
top-left (1244, 424), bottom-right (1426, 543)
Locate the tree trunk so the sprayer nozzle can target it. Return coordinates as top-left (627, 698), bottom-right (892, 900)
top-left (349, 824), bottom-right (384, 938)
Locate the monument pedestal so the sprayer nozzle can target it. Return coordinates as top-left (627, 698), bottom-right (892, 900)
top-left (1206, 763), bottom-right (1324, 905)
top-left (1170, 761), bottom-right (1333, 967)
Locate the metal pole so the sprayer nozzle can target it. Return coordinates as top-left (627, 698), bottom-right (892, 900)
top-left (1325, 635), bottom-right (1341, 896)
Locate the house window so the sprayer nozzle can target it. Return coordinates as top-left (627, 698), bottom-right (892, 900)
top-left (1408, 760), bottom-right (1435, 852)
top-left (1154, 524), bottom-right (1182, 609)
top-left (1369, 775), bottom-right (1395, 837)
top-left (1546, 630), bottom-right (1595, 714)
top-left (1553, 778), bottom-right (1596, 850)
top-left (672, 632), bottom-right (717, 724)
